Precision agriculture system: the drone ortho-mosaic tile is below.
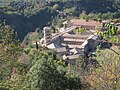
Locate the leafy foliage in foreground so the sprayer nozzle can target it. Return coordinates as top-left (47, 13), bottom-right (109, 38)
top-left (0, 22), bottom-right (89, 90)
top-left (23, 49), bottom-right (87, 90)
top-left (97, 22), bottom-right (120, 45)
top-left (85, 47), bottom-right (120, 90)
top-left (0, 22), bottom-right (27, 89)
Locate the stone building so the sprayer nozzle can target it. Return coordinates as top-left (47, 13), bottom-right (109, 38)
top-left (69, 19), bottom-right (101, 30)
top-left (43, 27), bottom-right (52, 46)
top-left (40, 19), bottom-right (101, 65)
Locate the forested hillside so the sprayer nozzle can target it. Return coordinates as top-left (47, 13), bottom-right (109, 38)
top-left (0, 0), bottom-right (120, 90)
top-left (0, 17), bottom-right (120, 90)
top-left (0, 0), bottom-right (119, 40)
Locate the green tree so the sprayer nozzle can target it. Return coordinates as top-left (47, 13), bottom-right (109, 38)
top-left (99, 23), bottom-right (119, 44)
top-left (23, 50), bottom-right (84, 90)
top-left (0, 22), bottom-right (25, 89)
top-left (80, 11), bottom-right (88, 20)
top-left (53, 4), bottom-right (60, 10)
top-left (88, 12), bottom-right (95, 19)
top-left (64, 7), bottom-right (76, 16)
top-left (85, 48), bottom-right (120, 90)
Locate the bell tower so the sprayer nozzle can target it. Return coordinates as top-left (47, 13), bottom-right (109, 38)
top-left (43, 27), bottom-right (52, 46)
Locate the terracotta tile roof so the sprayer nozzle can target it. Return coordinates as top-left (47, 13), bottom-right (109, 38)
top-left (63, 33), bottom-right (91, 38)
top-left (70, 48), bottom-right (78, 54)
top-left (61, 43), bottom-right (85, 49)
top-left (64, 38), bottom-right (85, 42)
top-left (70, 48), bottom-right (84, 55)
top-left (67, 54), bottom-right (80, 60)
top-left (115, 23), bottom-right (120, 26)
top-left (71, 19), bottom-right (101, 27)
top-left (53, 47), bottom-right (67, 53)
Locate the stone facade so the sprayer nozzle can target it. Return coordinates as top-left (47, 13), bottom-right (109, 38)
top-left (43, 27), bottom-right (52, 46)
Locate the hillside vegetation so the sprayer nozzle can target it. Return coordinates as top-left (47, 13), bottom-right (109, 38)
top-left (0, 0), bottom-right (119, 40)
top-left (0, 0), bottom-right (120, 90)
top-left (0, 21), bottom-right (120, 90)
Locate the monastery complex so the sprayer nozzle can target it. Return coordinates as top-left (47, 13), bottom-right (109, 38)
top-left (39, 19), bottom-right (104, 64)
